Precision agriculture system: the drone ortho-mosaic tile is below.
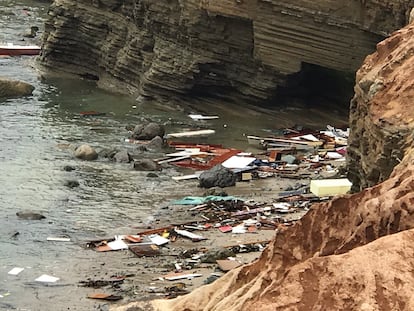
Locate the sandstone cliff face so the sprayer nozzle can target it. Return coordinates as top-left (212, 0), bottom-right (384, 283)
top-left (347, 22), bottom-right (414, 191)
top-left (112, 21), bottom-right (414, 310)
top-left (38, 0), bottom-right (414, 104)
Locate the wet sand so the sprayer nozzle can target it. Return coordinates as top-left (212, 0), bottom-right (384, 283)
top-left (72, 177), bottom-right (312, 311)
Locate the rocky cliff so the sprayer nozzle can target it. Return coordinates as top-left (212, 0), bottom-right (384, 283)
top-left (347, 21), bottom-right (414, 191)
top-left (112, 19), bottom-right (414, 311)
top-left (38, 0), bottom-right (414, 105)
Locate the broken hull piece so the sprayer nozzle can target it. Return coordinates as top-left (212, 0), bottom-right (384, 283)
top-left (0, 44), bottom-right (41, 56)
top-left (172, 148), bottom-right (241, 170)
top-left (310, 178), bottom-right (352, 197)
top-left (188, 114), bottom-right (219, 120)
top-left (129, 244), bottom-right (160, 257)
top-left (247, 135), bottom-right (321, 150)
top-left (165, 129), bottom-right (215, 138)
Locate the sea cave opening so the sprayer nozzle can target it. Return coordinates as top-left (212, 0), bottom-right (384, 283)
top-left (274, 62), bottom-right (356, 121)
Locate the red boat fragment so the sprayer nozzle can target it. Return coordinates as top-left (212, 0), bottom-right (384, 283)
top-left (0, 44), bottom-right (41, 56)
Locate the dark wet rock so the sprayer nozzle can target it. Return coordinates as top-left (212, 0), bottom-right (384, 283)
top-left (133, 159), bottom-right (161, 171)
top-left (0, 77), bottom-right (34, 98)
top-left (203, 274), bottom-right (220, 285)
top-left (132, 123), bottom-right (165, 140)
top-left (125, 125), bottom-right (135, 132)
top-left (10, 231), bottom-right (20, 239)
top-left (65, 180), bottom-right (80, 188)
top-left (146, 136), bottom-right (164, 151)
top-left (79, 278), bottom-right (124, 288)
top-left (146, 172), bottom-right (159, 178)
top-left (74, 144), bottom-right (98, 161)
top-left (100, 148), bottom-right (117, 159)
top-left (199, 165), bottom-right (237, 188)
top-left (16, 211), bottom-right (46, 220)
top-left (63, 165), bottom-right (76, 171)
top-left (135, 145), bottom-right (148, 152)
top-left (201, 247), bottom-right (235, 263)
top-left (23, 26), bottom-right (39, 38)
top-left (203, 187), bottom-right (228, 197)
top-left (113, 150), bottom-right (133, 163)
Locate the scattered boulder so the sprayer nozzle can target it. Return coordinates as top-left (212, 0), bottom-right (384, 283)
top-left (113, 150), bottom-right (133, 163)
top-left (0, 77), bottom-right (34, 98)
top-left (99, 148), bottom-right (117, 159)
top-left (16, 211), bottom-right (46, 220)
top-left (65, 180), bottom-right (80, 188)
top-left (132, 122), bottom-right (165, 140)
top-left (199, 165), bottom-right (237, 188)
top-left (203, 187), bottom-right (228, 197)
top-left (74, 144), bottom-right (98, 161)
top-left (135, 145), bottom-right (148, 152)
top-left (146, 172), bottom-right (159, 178)
top-left (23, 26), bottom-right (39, 38)
top-left (146, 136), bottom-right (164, 151)
top-left (201, 247), bottom-right (235, 263)
top-left (63, 165), bottom-right (76, 172)
top-left (133, 159), bottom-right (161, 171)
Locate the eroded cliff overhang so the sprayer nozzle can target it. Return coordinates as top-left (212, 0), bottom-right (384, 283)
top-left (39, 0), bottom-right (413, 103)
top-left (347, 21), bottom-right (414, 191)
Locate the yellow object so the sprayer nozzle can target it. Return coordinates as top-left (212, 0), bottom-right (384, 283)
top-left (162, 230), bottom-right (170, 238)
top-left (310, 178), bottom-right (352, 197)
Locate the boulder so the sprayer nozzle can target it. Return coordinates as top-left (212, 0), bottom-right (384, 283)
top-left (146, 136), bottom-right (164, 151)
top-left (112, 150), bottom-right (133, 163)
top-left (200, 247), bottom-right (235, 263)
top-left (65, 180), bottom-right (80, 188)
top-left (23, 26), bottom-right (39, 38)
top-left (16, 211), bottom-right (45, 220)
top-left (199, 165), bottom-right (237, 188)
top-left (0, 77), bottom-right (34, 98)
top-left (63, 165), bottom-right (76, 171)
top-left (132, 122), bottom-right (165, 140)
top-left (133, 159), bottom-right (161, 171)
top-left (74, 144), bottom-right (98, 161)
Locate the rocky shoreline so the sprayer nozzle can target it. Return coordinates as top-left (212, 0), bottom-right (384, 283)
top-left (8, 0), bottom-right (412, 309)
top-left (110, 17), bottom-right (414, 311)
top-left (66, 121), bottom-right (346, 308)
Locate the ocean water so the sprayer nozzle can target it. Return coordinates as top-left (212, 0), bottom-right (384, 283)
top-left (0, 1), bottom-right (349, 310)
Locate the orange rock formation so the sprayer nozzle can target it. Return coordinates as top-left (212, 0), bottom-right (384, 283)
top-left (348, 21), bottom-right (414, 191)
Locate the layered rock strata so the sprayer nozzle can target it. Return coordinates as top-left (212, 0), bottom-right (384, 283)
top-left (347, 21), bottom-right (414, 191)
top-left (38, 0), bottom-right (413, 104)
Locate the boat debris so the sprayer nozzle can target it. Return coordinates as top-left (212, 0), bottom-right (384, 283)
top-left (188, 114), bottom-right (219, 121)
top-left (0, 43), bottom-right (40, 56)
top-left (165, 129), bottom-right (215, 138)
top-left (68, 123), bottom-right (351, 301)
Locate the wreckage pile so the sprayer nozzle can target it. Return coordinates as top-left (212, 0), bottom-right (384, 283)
top-left (154, 122), bottom-right (350, 185)
top-left (81, 122), bottom-right (353, 302)
top-left (84, 191), bottom-right (322, 301)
